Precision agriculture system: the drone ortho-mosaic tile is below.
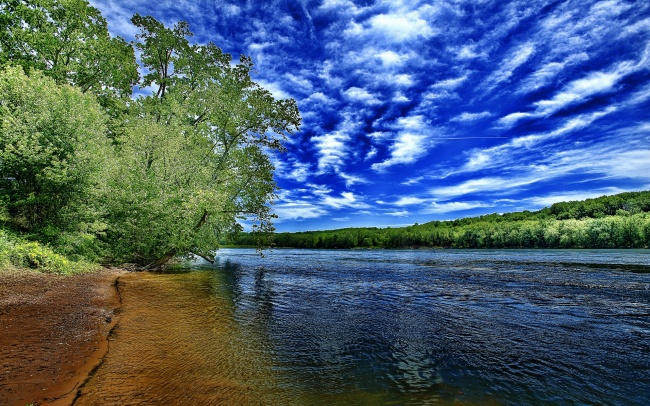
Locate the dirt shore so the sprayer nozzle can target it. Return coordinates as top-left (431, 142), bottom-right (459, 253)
top-left (0, 267), bottom-right (126, 406)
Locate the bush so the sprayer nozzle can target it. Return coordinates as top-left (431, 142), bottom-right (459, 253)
top-left (0, 229), bottom-right (99, 275)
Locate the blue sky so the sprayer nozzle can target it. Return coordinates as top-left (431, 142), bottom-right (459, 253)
top-left (89, 0), bottom-right (650, 232)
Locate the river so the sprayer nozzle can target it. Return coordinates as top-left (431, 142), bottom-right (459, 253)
top-left (76, 249), bottom-right (650, 405)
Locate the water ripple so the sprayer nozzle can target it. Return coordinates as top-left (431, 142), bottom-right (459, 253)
top-left (185, 249), bottom-right (650, 405)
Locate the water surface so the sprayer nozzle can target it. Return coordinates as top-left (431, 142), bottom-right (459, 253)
top-left (80, 249), bottom-right (650, 405)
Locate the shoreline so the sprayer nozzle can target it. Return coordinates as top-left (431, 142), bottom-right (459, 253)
top-left (0, 267), bottom-right (126, 406)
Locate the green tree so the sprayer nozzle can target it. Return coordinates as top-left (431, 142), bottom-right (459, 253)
top-left (0, 0), bottom-right (139, 104)
top-left (0, 66), bottom-right (110, 234)
top-left (105, 16), bottom-right (301, 267)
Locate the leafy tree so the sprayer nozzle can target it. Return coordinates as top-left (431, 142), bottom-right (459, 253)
top-left (104, 16), bottom-right (301, 267)
top-left (0, 0), bottom-right (139, 103)
top-left (0, 65), bottom-right (110, 234)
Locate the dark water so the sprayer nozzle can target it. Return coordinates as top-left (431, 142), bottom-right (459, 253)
top-left (191, 249), bottom-right (650, 405)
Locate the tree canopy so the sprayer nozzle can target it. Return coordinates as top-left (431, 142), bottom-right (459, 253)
top-left (0, 0), bottom-right (139, 103)
top-left (0, 66), bottom-right (110, 233)
top-left (0, 1), bottom-right (301, 268)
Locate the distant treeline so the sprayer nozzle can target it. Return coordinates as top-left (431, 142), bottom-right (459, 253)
top-left (231, 191), bottom-right (650, 249)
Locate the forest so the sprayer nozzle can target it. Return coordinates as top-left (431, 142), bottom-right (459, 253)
top-left (231, 191), bottom-right (650, 249)
top-left (0, 0), bottom-right (300, 273)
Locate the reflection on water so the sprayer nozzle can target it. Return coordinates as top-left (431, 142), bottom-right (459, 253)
top-left (78, 250), bottom-right (650, 405)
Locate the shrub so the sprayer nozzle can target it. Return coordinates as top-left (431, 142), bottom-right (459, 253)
top-left (0, 229), bottom-right (98, 275)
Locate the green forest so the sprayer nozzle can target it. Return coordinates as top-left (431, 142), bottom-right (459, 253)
top-left (232, 191), bottom-right (650, 249)
top-left (0, 0), bottom-right (300, 273)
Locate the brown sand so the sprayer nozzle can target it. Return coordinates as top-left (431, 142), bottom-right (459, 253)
top-left (72, 271), bottom-right (292, 405)
top-left (0, 268), bottom-right (125, 406)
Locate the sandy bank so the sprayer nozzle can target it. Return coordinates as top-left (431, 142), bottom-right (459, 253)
top-left (0, 268), bottom-right (125, 406)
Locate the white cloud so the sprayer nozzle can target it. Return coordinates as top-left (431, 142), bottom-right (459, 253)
top-left (394, 74), bottom-right (414, 86)
top-left (88, 0), bottom-right (140, 39)
top-left (497, 112), bottom-right (535, 128)
top-left (430, 75), bottom-right (468, 90)
top-left (392, 92), bottom-right (410, 103)
top-left (369, 13), bottom-right (433, 41)
top-left (472, 107), bottom-right (619, 173)
top-left (371, 132), bottom-right (429, 171)
top-left (288, 161), bottom-right (312, 183)
top-left (284, 73), bottom-right (313, 92)
top-left (302, 91), bottom-right (336, 106)
top-left (430, 177), bottom-right (541, 199)
top-left (622, 82), bottom-right (650, 106)
top-left (533, 71), bottom-right (622, 115)
top-left (497, 51), bottom-right (649, 128)
top-left (620, 18), bottom-right (650, 38)
top-left (377, 50), bottom-right (406, 65)
top-left (312, 130), bottom-right (351, 173)
top-left (481, 42), bottom-right (535, 92)
top-left (455, 43), bottom-right (487, 60)
top-left (365, 147), bottom-right (378, 160)
top-left (344, 86), bottom-right (382, 104)
top-left (256, 79), bottom-right (292, 100)
top-left (401, 176), bottom-right (425, 186)
top-left (606, 150), bottom-right (650, 180)
top-left (223, 4), bottom-right (241, 16)
top-left (450, 111), bottom-right (493, 122)
top-left (386, 210), bottom-right (409, 217)
top-left (306, 183), bottom-right (332, 197)
top-left (318, 0), bottom-right (357, 11)
top-left (273, 202), bottom-right (327, 221)
top-left (517, 53), bottom-right (590, 94)
top-left (339, 172), bottom-right (368, 187)
top-left (372, 115), bottom-right (436, 171)
top-left (425, 201), bottom-right (492, 214)
top-left (322, 192), bottom-right (369, 209)
top-left (393, 196), bottom-right (428, 206)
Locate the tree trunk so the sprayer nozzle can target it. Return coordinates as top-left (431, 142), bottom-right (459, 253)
top-left (146, 248), bottom-right (177, 270)
top-left (146, 210), bottom-right (210, 269)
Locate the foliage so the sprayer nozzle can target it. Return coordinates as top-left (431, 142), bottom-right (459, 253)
top-left (232, 191), bottom-right (650, 250)
top-left (0, 1), bottom-right (300, 268)
top-left (0, 0), bottom-right (139, 104)
top-left (0, 228), bottom-right (99, 274)
top-left (102, 15), bottom-right (300, 266)
top-left (0, 66), bottom-right (111, 236)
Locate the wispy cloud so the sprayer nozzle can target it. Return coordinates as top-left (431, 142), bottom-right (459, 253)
top-left (386, 210), bottom-right (409, 217)
top-left (344, 5), bottom-right (438, 43)
top-left (273, 202), bottom-right (328, 221)
top-left (425, 201), bottom-right (492, 214)
top-left (344, 86), bottom-right (382, 105)
top-left (371, 115), bottom-right (436, 171)
top-left (322, 192), bottom-right (370, 209)
top-left (450, 111), bottom-right (493, 122)
top-left (430, 176), bottom-right (542, 200)
top-left (480, 42), bottom-right (535, 94)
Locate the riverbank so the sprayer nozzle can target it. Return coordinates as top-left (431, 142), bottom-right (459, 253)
top-left (0, 267), bottom-right (125, 406)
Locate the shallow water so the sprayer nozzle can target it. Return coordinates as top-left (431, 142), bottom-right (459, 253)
top-left (78, 249), bottom-right (650, 405)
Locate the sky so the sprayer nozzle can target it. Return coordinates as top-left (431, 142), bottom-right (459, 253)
top-left (88, 0), bottom-right (650, 232)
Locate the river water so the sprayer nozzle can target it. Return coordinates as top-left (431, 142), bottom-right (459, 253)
top-left (76, 249), bottom-right (650, 405)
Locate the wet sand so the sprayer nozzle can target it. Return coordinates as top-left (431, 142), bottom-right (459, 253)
top-left (73, 271), bottom-right (292, 405)
top-left (1, 268), bottom-right (293, 405)
top-left (0, 268), bottom-right (125, 406)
